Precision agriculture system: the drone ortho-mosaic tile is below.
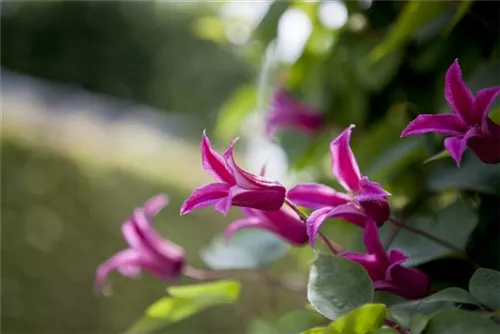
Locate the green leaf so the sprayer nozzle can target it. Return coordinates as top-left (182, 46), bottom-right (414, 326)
top-left (385, 199), bottom-right (478, 266)
top-left (469, 268), bottom-right (500, 309)
top-left (371, 1), bottom-right (449, 62)
top-left (428, 152), bottom-right (500, 195)
top-left (390, 287), bottom-right (480, 314)
top-left (409, 313), bottom-right (431, 334)
top-left (307, 253), bottom-right (374, 320)
top-left (214, 85), bottom-right (257, 142)
top-left (127, 280), bottom-right (240, 333)
top-left (442, 1), bottom-right (473, 36)
top-left (201, 229), bottom-right (289, 270)
top-left (371, 328), bottom-right (398, 334)
top-left (302, 304), bottom-right (387, 334)
top-left (422, 309), bottom-right (500, 333)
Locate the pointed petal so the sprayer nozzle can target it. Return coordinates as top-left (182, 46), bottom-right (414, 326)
top-left (356, 177), bottom-right (391, 202)
top-left (340, 252), bottom-right (386, 281)
top-left (180, 183), bottom-right (230, 215)
top-left (307, 204), bottom-right (367, 247)
top-left (363, 220), bottom-right (389, 263)
top-left (385, 249), bottom-right (409, 281)
top-left (143, 194), bottom-right (169, 217)
top-left (287, 183), bottom-right (350, 209)
top-left (201, 131), bottom-right (235, 184)
top-left (224, 216), bottom-right (269, 243)
top-left (476, 86), bottom-right (500, 133)
top-left (467, 129), bottom-right (500, 164)
top-left (95, 249), bottom-right (141, 292)
top-left (214, 197), bottom-right (231, 215)
top-left (445, 59), bottom-right (476, 125)
top-left (386, 266), bottom-right (430, 299)
top-left (306, 207), bottom-right (334, 248)
top-left (223, 138), bottom-right (286, 201)
top-left (330, 125), bottom-right (362, 191)
top-left (444, 135), bottom-right (468, 166)
top-left (401, 114), bottom-right (467, 137)
top-left (230, 185), bottom-right (286, 211)
top-left (260, 206), bottom-right (308, 245)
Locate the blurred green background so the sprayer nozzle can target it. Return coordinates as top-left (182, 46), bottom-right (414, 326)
top-left (2, 1), bottom-right (500, 333)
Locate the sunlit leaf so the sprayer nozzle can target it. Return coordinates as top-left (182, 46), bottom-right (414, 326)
top-left (307, 253), bottom-right (374, 320)
top-left (371, 1), bottom-right (449, 62)
top-left (469, 268), bottom-right (500, 309)
top-left (126, 280), bottom-right (240, 333)
top-left (302, 304), bottom-right (387, 334)
top-left (201, 229), bottom-right (289, 270)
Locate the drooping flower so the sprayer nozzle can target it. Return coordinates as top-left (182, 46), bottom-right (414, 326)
top-left (288, 125), bottom-right (390, 246)
top-left (266, 88), bottom-right (325, 138)
top-left (180, 132), bottom-right (286, 215)
top-left (401, 59), bottom-right (500, 166)
top-left (95, 194), bottom-right (185, 292)
top-left (340, 220), bottom-right (430, 299)
top-left (225, 206), bottom-right (308, 246)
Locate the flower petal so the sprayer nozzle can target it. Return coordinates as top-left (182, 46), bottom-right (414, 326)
top-left (230, 185), bottom-right (286, 211)
top-left (386, 266), bottom-right (430, 299)
top-left (476, 87), bottom-right (500, 133)
top-left (467, 128), bottom-right (500, 164)
top-left (180, 183), bottom-right (231, 215)
top-left (385, 249), bottom-right (409, 281)
top-left (330, 125), bottom-right (362, 192)
top-left (444, 135), bottom-right (469, 166)
top-left (201, 131), bottom-right (235, 184)
top-left (363, 219), bottom-right (389, 263)
top-left (356, 177), bottom-right (391, 202)
top-left (143, 193), bottom-right (169, 217)
top-left (401, 114), bottom-right (467, 137)
top-left (359, 199), bottom-right (390, 226)
top-left (214, 197), bottom-right (232, 215)
top-left (307, 204), bottom-right (367, 247)
top-left (95, 249), bottom-right (141, 292)
top-left (287, 183), bottom-right (350, 209)
top-left (266, 88), bottom-right (325, 137)
top-left (445, 59), bottom-right (476, 125)
top-left (340, 252), bottom-right (386, 281)
top-left (224, 216), bottom-right (270, 243)
top-left (260, 206), bottom-right (308, 246)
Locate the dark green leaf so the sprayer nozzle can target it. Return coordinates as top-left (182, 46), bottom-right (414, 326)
top-left (428, 152), bottom-right (500, 195)
top-left (386, 199), bottom-right (478, 266)
top-left (307, 253), bottom-right (374, 320)
top-left (127, 280), bottom-right (240, 333)
top-left (423, 309), bottom-right (499, 333)
top-left (390, 287), bottom-right (479, 314)
top-left (409, 313), bottom-right (431, 334)
top-left (201, 229), bottom-right (289, 270)
top-left (469, 268), bottom-right (500, 309)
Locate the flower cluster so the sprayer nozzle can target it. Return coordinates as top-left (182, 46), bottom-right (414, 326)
top-left (96, 59), bottom-right (499, 301)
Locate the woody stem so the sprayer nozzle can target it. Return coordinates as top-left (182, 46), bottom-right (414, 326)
top-left (388, 216), bottom-right (463, 253)
top-left (284, 198), bottom-right (342, 255)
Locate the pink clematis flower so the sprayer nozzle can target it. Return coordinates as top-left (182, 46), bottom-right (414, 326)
top-left (340, 220), bottom-right (430, 299)
top-left (95, 194), bottom-right (185, 292)
top-left (225, 206), bottom-right (308, 246)
top-left (266, 88), bottom-right (325, 138)
top-left (288, 125), bottom-right (391, 246)
top-left (180, 132), bottom-right (286, 216)
top-left (401, 59), bottom-right (500, 166)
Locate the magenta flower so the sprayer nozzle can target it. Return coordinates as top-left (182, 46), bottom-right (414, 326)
top-left (225, 206), bottom-right (308, 246)
top-left (288, 125), bottom-right (390, 246)
top-left (181, 132), bottom-right (286, 215)
top-left (95, 194), bottom-right (185, 292)
top-left (340, 220), bottom-right (430, 299)
top-left (401, 59), bottom-right (500, 166)
top-left (266, 88), bottom-right (325, 138)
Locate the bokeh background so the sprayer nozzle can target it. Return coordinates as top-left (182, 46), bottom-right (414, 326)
top-left (2, 1), bottom-right (500, 333)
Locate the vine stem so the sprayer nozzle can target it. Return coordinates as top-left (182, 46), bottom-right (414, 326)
top-left (183, 266), bottom-right (304, 294)
top-left (284, 198), bottom-right (342, 255)
top-left (388, 216), bottom-right (462, 253)
top-left (384, 319), bottom-right (410, 334)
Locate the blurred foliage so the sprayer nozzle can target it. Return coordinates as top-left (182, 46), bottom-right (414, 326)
top-left (2, 0), bottom-right (500, 333)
